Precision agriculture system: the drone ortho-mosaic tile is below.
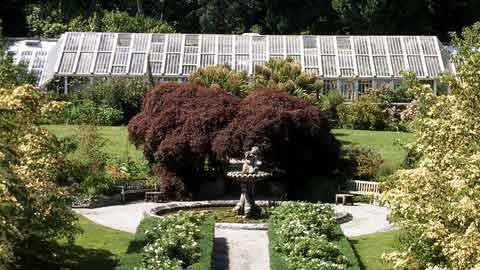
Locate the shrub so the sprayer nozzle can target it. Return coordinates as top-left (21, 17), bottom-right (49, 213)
top-left (187, 65), bottom-right (249, 97)
top-left (64, 101), bottom-right (123, 125)
top-left (320, 89), bottom-right (345, 125)
top-left (269, 202), bottom-right (352, 270)
top-left (381, 22), bottom-right (480, 270)
top-left (337, 91), bottom-right (390, 130)
top-left (254, 57), bottom-right (322, 103)
top-left (0, 85), bottom-right (78, 269)
top-left (128, 82), bottom-right (241, 199)
top-left (343, 145), bottom-right (384, 180)
top-left (135, 212), bottom-right (212, 270)
top-left (67, 78), bottom-right (150, 124)
top-left (213, 89), bottom-right (341, 197)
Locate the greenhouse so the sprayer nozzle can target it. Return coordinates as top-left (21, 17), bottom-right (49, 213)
top-left (7, 32), bottom-right (455, 99)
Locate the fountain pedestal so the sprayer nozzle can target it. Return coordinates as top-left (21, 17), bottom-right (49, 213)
top-left (234, 183), bottom-right (259, 217)
top-left (226, 146), bottom-right (271, 218)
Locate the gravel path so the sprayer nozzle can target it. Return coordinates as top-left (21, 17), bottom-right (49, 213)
top-left (74, 201), bottom-right (396, 237)
top-left (214, 225), bottom-right (269, 270)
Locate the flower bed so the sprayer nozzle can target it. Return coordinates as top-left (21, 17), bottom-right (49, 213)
top-left (118, 212), bottom-right (214, 270)
top-left (269, 202), bottom-right (360, 270)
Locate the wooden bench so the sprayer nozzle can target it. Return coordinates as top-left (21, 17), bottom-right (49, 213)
top-left (116, 179), bottom-right (155, 203)
top-left (145, 191), bottom-right (166, 202)
top-left (337, 180), bottom-right (381, 204)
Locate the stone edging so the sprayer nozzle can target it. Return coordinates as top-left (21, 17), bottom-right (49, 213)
top-left (148, 200), bottom-right (351, 225)
top-left (215, 222), bottom-right (268, 231)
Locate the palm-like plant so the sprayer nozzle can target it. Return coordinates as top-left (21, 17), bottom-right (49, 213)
top-left (187, 65), bottom-right (249, 97)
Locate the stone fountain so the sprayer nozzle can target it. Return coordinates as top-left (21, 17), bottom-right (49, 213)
top-left (226, 146), bottom-right (272, 217)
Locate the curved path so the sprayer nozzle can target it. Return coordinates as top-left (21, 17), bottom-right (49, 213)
top-left (74, 201), bottom-right (396, 237)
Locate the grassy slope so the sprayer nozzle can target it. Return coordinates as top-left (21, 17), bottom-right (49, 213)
top-left (349, 230), bottom-right (400, 270)
top-left (45, 125), bottom-right (145, 163)
top-left (333, 129), bottom-right (414, 170)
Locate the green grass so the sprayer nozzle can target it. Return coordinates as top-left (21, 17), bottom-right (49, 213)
top-left (45, 124), bottom-right (145, 163)
top-left (349, 230), bottom-right (400, 270)
top-left (268, 222), bottom-right (287, 270)
top-left (64, 215), bottom-right (134, 270)
top-left (335, 226), bottom-right (361, 270)
top-left (45, 125), bottom-right (414, 170)
top-left (333, 129), bottom-right (414, 170)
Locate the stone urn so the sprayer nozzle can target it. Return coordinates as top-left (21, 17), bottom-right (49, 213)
top-left (226, 146), bottom-right (271, 217)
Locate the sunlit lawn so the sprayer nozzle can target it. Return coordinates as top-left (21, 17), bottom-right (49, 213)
top-left (349, 230), bottom-right (401, 270)
top-left (64, 215), bottom-right (133, 270)
top-left (332, 129), bottom-right (414, 170)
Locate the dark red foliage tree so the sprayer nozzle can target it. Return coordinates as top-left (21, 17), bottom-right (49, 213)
top-left (128, 82), bottom-right (241, 200)
top-left (213, 89), bottom-right (341, 196)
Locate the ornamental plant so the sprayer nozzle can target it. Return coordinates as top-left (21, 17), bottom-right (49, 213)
top-left (213, 89), bottom-right (341, 195)
top-left (128, 82), bottom-right (241, 199)
top-left (269, 202), bottom-right (349, 270)
top-left (0, 85), bottom-right (78, 269)
top-left (187, 65), bottom-right (249, 97)
top-left (136, 212), bottom-right (206, 270)
top-left (381, 22), bottom-right (480, 270)
top-left (337, 90), bottom-right (390, 130)
top-left (254, 57), bottom-right (322, 104)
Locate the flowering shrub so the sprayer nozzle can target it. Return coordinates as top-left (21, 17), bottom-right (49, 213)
top-left (269, 202), bottom-right (349, 270)
top-left (0, 85), bottom-right (78, 269)
top-left (381, 22), bottom-right (480, 270)
top-left (136, 212), bottom-right (207, 270)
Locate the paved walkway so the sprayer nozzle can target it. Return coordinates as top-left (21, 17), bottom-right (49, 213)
top-left (75, 201), bottom-right (396, 237)
top-left (337, 203), bottom-right (398, 237)
top-left (214, 225), bottom-right (269, 270)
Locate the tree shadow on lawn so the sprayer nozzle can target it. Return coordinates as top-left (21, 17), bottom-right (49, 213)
top-left (63, 245), bottom-right (119, 270)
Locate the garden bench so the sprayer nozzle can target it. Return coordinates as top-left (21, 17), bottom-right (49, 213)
top-left (116, 179), bottom-right (155, 203)
top-left (145, 191), bottom-right (166, 202)
top-left (337, 180), bottom-right (381, 204)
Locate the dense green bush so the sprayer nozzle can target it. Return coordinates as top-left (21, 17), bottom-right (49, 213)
top-left (64, 101), bottom-right (123, 125)
top-left (269, 202), bottom-right (357, 270)
top-left (343, 144), bottom-right (384, 180)
top-left (337, 91), bottom-right (390, 130)
top-left (320, 89), bottom-right (345, 125)
top-left (67, 78), bottom-right (150, 125)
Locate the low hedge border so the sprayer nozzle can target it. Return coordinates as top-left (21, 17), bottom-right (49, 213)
top-left (117, 215), bottom-right (215, 270)
top-left (268, 202), bottom-right (361, 270)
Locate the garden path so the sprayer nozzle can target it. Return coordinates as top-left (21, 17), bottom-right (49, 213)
top-left (74, 201), bottom-right (396, 237)
top-left (214, 225), bottom-right (269, 270)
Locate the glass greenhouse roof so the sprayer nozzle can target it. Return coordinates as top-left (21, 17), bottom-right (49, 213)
top-left (8, 33), bottom-right (455, 87)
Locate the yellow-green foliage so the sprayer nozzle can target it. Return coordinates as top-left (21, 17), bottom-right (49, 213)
top-left (381, 23), bottom-right (480, 270)
top-left (0, 85), bottom-right (77, 269)
top-left (188, 65), bottom-right (249, 97)
top-left (254, 57), bottom-right (322, 103)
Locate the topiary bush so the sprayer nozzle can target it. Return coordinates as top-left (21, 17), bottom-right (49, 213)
top-left (213, 89), bottom-right (341, 197)
top-left (128, 82), bottom-right (241, 200)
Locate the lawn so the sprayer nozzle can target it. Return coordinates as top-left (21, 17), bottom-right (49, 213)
top-left (66, 215), bottom-right (133, 270)
top-left (45, 125), bottom-right (145, 163)
top-left (349, 230), bottom-right (400, 270)
top-left (45, 125), bottom-right (414, 170)
top-left (332, 129), bottom-right (414, 170)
